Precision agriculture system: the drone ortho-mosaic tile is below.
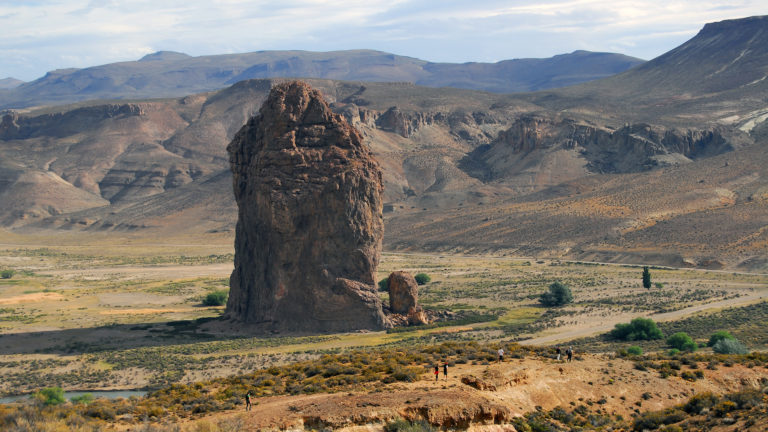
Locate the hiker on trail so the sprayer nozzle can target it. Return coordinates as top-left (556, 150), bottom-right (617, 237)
top-left (498, 347), bottom-right (504, 363)
top-left (555, 346), bottom-right (561, 361)
top-left (566, 346), bottom-right (573, 362)
top-left (245, 391), bottom-right (252, 411)
top-left (443, 362), bottom-right (448, 380)
top-left (434, 364), bottom-right (439, 381)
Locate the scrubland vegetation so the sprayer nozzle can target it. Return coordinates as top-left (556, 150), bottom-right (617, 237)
top-left (1, 248), bottom-right (767, 430)
top-left (1, 341), bottom-right (767, 431)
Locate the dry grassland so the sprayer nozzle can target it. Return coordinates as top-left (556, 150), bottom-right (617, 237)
top-left (0, 246), bottom-right (766, 397)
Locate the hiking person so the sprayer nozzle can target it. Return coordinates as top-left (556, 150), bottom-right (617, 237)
top-left (555, 346), bottom-right (561, 361)
top-left (566, 346), bottom-right (573, 362)
top-left (434, 364), bottom-right (439, 381)
top-left (443, 362), bottom-right (448, 380)
top-left (245, 391), bottom-right (252, 411)
top-left (498, 347), bottom-right (504, 363)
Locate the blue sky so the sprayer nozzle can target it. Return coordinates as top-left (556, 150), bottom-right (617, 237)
top-left (1, 0), bottom-right (765, 81)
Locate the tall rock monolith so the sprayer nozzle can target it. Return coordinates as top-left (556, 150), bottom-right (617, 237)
top-left (225, 81), bottom-right (389, 332)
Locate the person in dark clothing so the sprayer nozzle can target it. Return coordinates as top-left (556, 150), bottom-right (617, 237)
top-left (566, 346), bottom-right (573, 362)
top-left (443, 362), bottom-right (448, 380)
top-left (434, 364), bottom-right (439, 381)
top-left (245, 391), bottom-right (252, 411)
top-left (556, 346), bottom-right (562, 361)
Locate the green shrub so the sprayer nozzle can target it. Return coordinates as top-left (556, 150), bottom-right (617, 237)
top-left (203, 290), bottom-right (228, 306)
top-left (627, 346), bottom-right (643, 356)
top-left (539, 282), bottom-right (573, 307)
top-left (35, 387), bottom-right (66, 406)
top-left (384, 418), bottom-right (437, 432)
top-left (712, 338), bottom-right (748, 354)
top-left (378, 278), bottom-right (389, 291)
top-left (610, 317), bottom-right (663, 341)
top-left (684, 392), bottom-right (719, 414)
top-left (726, 389), bottom-right (763, 409)
top-left (414, 273), bottom-right (431, 285)
top-left (713, 400), bottom-right (736, 417)
top-left (632, 408), bottom-right (685, 431)
top-left (708, 330), bottom-right (735, 347)
top-left (1, 269), bottom-right (14, 279)
top-left (667, 332), bottom-right (697, 352)
top-left (71, 393), bottom-right (94, 405)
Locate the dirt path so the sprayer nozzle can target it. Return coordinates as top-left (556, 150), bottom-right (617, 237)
top-left (520, 290), bottom-right (768, 345)
top-left (38, 263), bottom-right (233, 280)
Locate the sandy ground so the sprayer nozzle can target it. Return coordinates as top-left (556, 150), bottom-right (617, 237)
top-left (99, 308), bottom-right (197, 315)
top-left (39, 263), bottom-right (234, 281)
top-left (0, 292), bottom-right (64, 305)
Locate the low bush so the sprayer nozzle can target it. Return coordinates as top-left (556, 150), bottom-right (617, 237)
top-left (202, 290), bottom-right (228, 306)
top-left (610, 317), bottom-right (663, 341)
top-left (627, 346), bottom-right (643, 356)
top-left (35, 387), bottom-right (66, 406)
top-left (632, 408), bottom-right (685, 431)
top-left (708, 330), bottom-right (735, 347)
top-left (725, 388), bottom-right (763, 410)
top-left (712, 338), bottom-right (748, 354)
top-left (384, 418), bottom-right (437, 432)
top-left (667, 332), bottom-right (697, 352)
top-left (414, 273), bottom-right (430, 285)
top-left (0, 269), bottom-right (14, 279)
top-left (712, 400), bottom-right (736, 417)
top-left (684, 392), bottom-right (719, 414)
top-left (378, 278), bottom-right (389, 291)
top-left (70, 393), bottom-right (94, 405)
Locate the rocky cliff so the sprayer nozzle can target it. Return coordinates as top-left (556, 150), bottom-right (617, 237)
top-left (463, 115), bottom-right (735, 183)
top-left (225, 81), bottom-right (389, 332)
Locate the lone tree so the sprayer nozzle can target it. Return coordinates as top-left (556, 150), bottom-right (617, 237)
top-left (539, 282), bottom-right (573, 307)
top-left (642, 266), bottom-right (651, 289)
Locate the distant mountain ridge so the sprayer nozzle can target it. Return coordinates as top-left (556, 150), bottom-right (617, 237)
top-left (0, 78), bottom-right (24, 90)
top-left (0, 49), bottom-right (643, 109)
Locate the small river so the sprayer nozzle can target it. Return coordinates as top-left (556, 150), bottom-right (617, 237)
top-left (0, 390), bottom-right (147, 404)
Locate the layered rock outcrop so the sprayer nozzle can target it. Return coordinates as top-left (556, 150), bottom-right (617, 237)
top-left (225, 81), bottom-right (389, 332)
top-left (466, 115), bottom-right (734, 181)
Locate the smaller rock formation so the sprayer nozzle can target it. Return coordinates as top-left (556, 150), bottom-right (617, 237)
top-left (387, 271), bottom-right (429, 325)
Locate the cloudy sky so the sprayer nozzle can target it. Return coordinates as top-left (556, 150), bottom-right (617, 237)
top-left (1, 0), bottom-right (765, 81)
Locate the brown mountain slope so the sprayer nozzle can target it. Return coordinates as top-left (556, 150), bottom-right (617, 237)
top-left (385, 142), bottom-right (768, 269)
top-left (2, 17), bottom-right (768, 269)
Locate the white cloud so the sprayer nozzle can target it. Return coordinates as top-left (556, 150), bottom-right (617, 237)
top-left (0, 0), bottom-right (765, 80)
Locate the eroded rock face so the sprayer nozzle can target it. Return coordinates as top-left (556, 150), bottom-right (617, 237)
top-left (226, 81), bottom-right (388, 332)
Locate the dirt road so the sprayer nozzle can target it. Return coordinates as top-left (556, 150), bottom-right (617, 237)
top-left (520, 290), bottom-right (768, 345)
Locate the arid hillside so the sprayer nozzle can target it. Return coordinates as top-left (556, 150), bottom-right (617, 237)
top-left (1, 16), bottom-right (767, 270)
